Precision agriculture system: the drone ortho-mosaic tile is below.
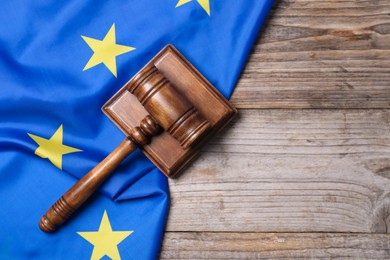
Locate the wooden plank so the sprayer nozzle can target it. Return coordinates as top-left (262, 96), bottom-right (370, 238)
top-left (167, 109), bottom-right (390, 233)
top-left (161, 232), bottom-right (390, 259)
top-left (231, 0), bottom-right (390, 108)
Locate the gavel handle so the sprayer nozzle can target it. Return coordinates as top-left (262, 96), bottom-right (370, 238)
top-left (39, 137), bottom-right (137, 232)
top-left (39, 115), bottom-right (161, 232)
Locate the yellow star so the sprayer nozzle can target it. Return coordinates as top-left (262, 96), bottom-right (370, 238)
top-left (28, 125), bottom-right (82, 170)
top-left (82, 23), bottom-right (135, 77)
top-left (78, 211), bottom-right (133, 260)
top-left (176, 0), bottom-right (211, 16)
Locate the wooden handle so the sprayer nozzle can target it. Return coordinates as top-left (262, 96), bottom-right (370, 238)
top-left (39, 115), bottom-right (161, 232)
top-left (39, 138), bottom-right (137, 232)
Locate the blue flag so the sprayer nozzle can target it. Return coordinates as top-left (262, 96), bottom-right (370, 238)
top-left (0, 1), bottom-right (273, 259)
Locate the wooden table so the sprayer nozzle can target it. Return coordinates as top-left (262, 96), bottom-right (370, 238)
top-left (161, 1), bottom-right (390, 258)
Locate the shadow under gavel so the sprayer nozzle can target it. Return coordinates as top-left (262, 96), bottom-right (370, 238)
top-left (39, 65), bottom-right (211, 232)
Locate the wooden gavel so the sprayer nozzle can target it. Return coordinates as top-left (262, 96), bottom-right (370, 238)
top-left (39, 45), bottom-right (236, 232)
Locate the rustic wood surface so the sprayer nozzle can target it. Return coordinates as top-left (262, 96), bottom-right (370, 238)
top-left (162, 233), bottom-right (390, 259)
top-left (161, 0), bottom-right (390, 258)
top-left (231, 0), bottom-right (390, 109)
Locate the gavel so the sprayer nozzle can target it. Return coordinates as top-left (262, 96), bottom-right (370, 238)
top-left (39, 45), bottom-right (236, 232)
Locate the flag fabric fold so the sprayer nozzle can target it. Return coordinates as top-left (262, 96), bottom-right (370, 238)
top-left (0, 1), bottom-right (273, 259)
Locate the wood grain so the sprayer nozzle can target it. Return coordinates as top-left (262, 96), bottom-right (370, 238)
top-left (231, 0), bottom-right (390, 109)
top-left (167, 109), bottom-right (390, 233)
top-left (161, 232), bottom-right (390, 259)
top-left (161, 1), bottom-right (390, 257)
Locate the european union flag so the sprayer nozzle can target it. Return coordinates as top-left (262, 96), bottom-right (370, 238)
top-left (0, 1), bottom-right (273, 259)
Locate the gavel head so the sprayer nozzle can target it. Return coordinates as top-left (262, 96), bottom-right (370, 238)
top-left (127, 65), bottom-right (210, 149)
